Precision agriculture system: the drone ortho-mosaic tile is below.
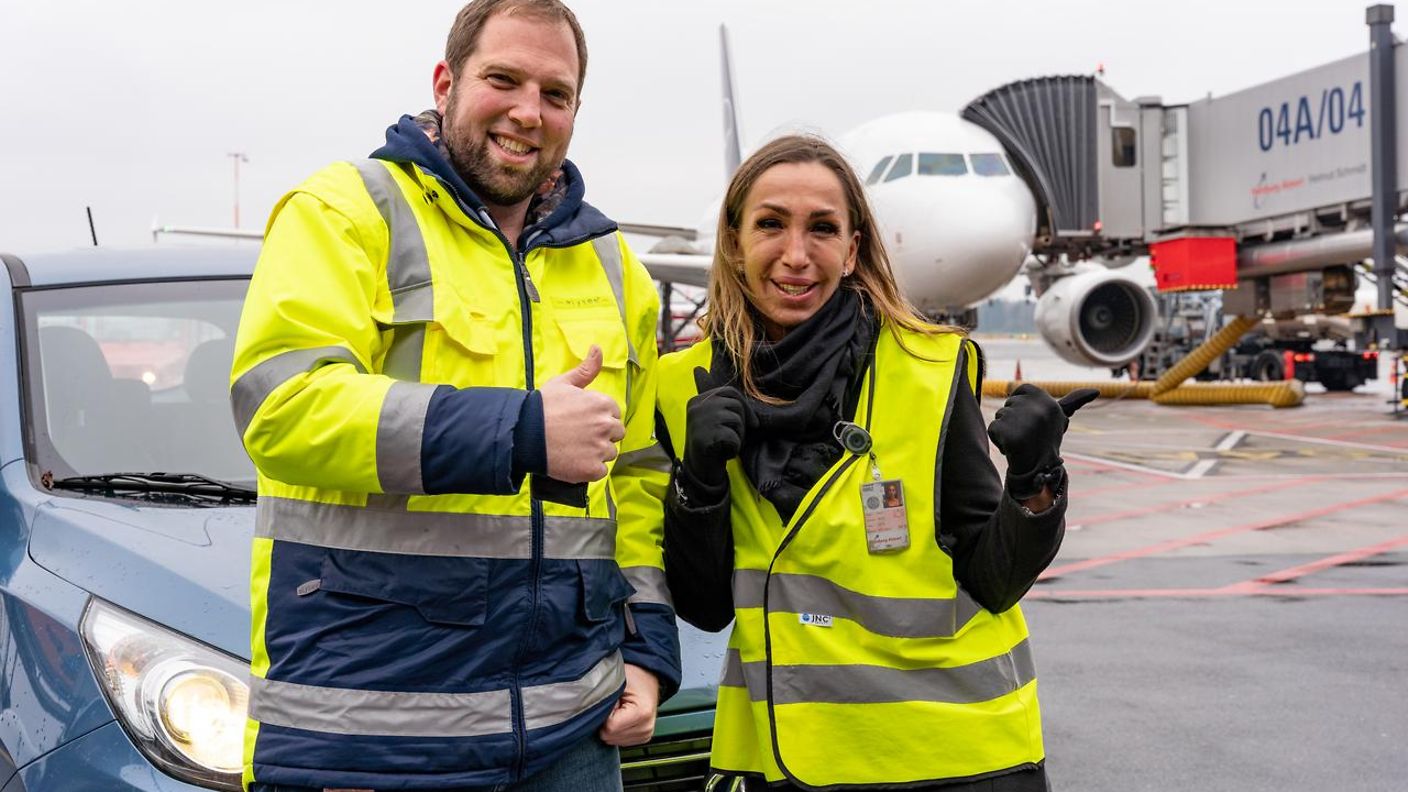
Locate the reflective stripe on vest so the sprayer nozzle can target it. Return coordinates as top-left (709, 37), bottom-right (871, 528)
top-left (249, 650), bottom-right (623, 738)
top-left (732, 568), bottom-right (983, 639)
top-left (255, 496), bottom-right (616, 559)
top-left (719, 642), bottom-right (1036, 705)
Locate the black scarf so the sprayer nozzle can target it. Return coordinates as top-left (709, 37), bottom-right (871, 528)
top-left (711, 288), bottom-right (875, 522)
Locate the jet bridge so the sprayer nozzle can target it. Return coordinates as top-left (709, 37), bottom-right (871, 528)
top-left (963, 3), bottom-right (1408, 357)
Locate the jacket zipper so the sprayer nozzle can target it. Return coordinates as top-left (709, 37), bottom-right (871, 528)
top-left (479, 213), bottom-right (539, 782)
top-left (436, 174), bottom-right (590, 780)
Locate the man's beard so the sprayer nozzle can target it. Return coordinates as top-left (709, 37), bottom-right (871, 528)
top-left (443, 98), bottom-right (558, 207)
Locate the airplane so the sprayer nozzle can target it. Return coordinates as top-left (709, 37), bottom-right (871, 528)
top-left (629, 26), bottom-right (1042, 347)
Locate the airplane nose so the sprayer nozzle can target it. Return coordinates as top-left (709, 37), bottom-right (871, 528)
top-left (885, 181), bottom-right (1036, 312)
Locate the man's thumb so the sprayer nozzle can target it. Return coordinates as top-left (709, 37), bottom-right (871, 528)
top-left (565, 345), bottom-right (604, 387)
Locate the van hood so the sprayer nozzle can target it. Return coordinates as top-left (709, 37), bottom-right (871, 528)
top-left (28, 496), bottom-right (253, 660)
top-left (26, 495), bottom-right (729, 714)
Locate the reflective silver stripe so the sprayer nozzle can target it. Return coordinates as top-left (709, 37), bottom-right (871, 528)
top-left (376, 381), bottom-right (436, 495)
top-left (353, 160), bottom-right (434, 324)
top-left (231, 346), bottom-right (366, 436)
top-left (590, 234), bottom-right (635, 363)
top-left (591, 234), bottom-right (639, 408)
top-left (615, 442), bottom-right (671, 474)
top-left (383, 323), bottom-right (426, 382)
top-left (522, 651), bottom-right (625, 730)
top-left (773, 640), bottom-right (1036, 706)
top-left (720, 642), bottom-right (1036, 706)
top-left (621, 565), bottom-right (673, 608)
top-left (720, 648), bottom-right (767, 700)
top-left (256, 496), bottom-right (615, 559)
top-left (249, 675), bottom-right (512, 738)
top-left (732, 569), bottom-right (983, 639)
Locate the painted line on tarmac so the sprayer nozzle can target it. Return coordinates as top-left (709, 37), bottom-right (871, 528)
top-left (1063, 451), bottom-right (1190, 480)
top-left (1040, 487), bottom-right (1408, 581)
top-left (1174, 414), bottom-right (1408, 453)
top-left (1077, 477), bottom-right (1182, 498)
top-left (1245, 534), bottom-right (1408, 586)
top-left (1027, 586), bottom-right (1408, 600)
top-left (1069, 475), bottom-right (1324, 531)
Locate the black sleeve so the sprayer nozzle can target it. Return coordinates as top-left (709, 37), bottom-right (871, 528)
top-left (936, 360), bottom-right (1066, 614)
top-left (657, 410), bottom-right (736, 632)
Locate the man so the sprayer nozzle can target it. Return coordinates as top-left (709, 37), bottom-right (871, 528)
top-left (230, 1), bottom-right (679, 789)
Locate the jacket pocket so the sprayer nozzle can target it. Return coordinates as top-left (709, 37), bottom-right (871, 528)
top-left (554, 312), bottom-right (630, 369)
top-left (577, 559), bottom-right (635, 623)
top-left (316, 550), bottom-right (488, 627)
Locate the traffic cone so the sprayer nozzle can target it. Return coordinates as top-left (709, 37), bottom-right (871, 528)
top-left (1014, 359), bottom-right (1023, 381)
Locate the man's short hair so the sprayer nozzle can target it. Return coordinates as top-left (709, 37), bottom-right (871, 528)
top-left (445, 0), bottom-right (588, 97)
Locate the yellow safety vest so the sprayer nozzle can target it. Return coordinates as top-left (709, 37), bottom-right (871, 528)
top-left (657, 326), bottom-right (1044, 788)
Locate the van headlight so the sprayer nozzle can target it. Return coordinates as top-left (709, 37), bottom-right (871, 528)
top-left (80, 599), bottom-right (247, 791)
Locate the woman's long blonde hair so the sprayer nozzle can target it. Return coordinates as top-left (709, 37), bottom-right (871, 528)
top-left (700, 134), bottom-right (961, 401)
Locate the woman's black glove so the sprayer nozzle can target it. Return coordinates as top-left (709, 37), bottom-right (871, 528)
top-left (986, 384), bottom-right (1099, 500)
top-left (679, 366), bottom-right (755, 499)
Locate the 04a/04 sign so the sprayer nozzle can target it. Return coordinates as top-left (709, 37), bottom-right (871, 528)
top-left (1257, 81), bottom-right (1366, 151)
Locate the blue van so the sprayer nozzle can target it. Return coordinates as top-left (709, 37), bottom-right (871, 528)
top-left (0, 247), bottom-right (722, 791)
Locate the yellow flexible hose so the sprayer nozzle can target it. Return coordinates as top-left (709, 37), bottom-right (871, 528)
top-left (1150, 380), bottom-right (1304, 408)
top-left (983, 378), bottom-right (1305, 408)
top-left (1151, 314), bottom-right (1261, 395)
top-left (981, 380), bottom-right (1154, 400)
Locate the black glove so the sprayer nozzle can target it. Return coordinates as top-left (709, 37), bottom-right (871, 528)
top-left (986, 384), bottom-right (1098, 500)
top-left (679, 366), bottom-right (755, 499)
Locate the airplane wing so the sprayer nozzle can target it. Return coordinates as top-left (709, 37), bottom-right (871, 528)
top-left (618, 222), bottom-right (699, 240)
top-left (638, 253), bottom-right (713, 288)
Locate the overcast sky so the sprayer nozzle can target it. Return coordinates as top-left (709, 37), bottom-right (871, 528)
top-left (0, 0), bottom-right (1374, 254)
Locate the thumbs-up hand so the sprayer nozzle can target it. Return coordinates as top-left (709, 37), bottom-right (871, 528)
top-left (679, 366), bottom-right (754, 497)
top-left (541, 345), bottom-right (625, 483)
top-left (986, 384), bottom-right (1098, 501)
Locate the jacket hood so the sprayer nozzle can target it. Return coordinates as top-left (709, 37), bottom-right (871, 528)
top-left (370, 113), bottom-right (616, 249)
top-left (29, 497), bottom-right (253, 659)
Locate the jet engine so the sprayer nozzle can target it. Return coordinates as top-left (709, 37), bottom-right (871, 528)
top-left (1034, 267), bottom-right (1158, 367)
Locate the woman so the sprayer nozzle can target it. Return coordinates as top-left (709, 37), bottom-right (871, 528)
top-left (656, 134), bottom-right (1095, 790)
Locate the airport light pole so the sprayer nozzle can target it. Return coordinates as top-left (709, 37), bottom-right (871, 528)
top-left (228, 151), bottom-right (249, 228)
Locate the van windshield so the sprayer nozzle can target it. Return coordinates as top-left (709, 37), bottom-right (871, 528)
top-left (21, 279), bottom-right (255, 487)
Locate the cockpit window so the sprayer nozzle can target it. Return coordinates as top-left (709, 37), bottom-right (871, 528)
top-left (917, 153), bottom-right (967, 176)
top-left (970, 153), bottom-right (1011, 177)
top-left (883, 153), bottom-right (913, 183)
top-left (865, 156), bottom-right (894, 186)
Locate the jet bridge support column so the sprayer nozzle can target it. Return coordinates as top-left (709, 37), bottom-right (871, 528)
top-left (1368, 4), bottom-right (1401, 346)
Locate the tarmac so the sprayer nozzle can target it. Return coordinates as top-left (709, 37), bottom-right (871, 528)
top-left (976, 336), bottom-right (1408, 792)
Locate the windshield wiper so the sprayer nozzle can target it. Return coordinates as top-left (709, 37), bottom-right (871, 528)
top-left (46, 472), bottom-right (256, 503)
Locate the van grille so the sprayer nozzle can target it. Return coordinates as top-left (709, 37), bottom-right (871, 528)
top-left (621, 734), bottom-right (711, 791)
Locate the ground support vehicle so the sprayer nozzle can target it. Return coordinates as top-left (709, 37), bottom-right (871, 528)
top-left (1129, 291), bottom-right (1380, 391)
top-left (0, 247), bottom-right (720, 791)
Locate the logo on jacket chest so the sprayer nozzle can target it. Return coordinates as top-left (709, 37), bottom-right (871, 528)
top-left (552, 295), bottom-right (614, 310)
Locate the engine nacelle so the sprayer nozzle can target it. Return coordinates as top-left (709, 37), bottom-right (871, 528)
top-left (1034, 268), bottom-right (1158, 367)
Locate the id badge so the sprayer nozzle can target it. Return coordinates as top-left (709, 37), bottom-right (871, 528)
top-left (860, 479), bottom-right (909, 553)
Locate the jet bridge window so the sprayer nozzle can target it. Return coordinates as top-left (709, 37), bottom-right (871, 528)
top-left (970, 152), bottom-right (1011, 176)
top-left (917, 153), bottom-right (967, 176)
top-left (865, 156), bottom-right (894, 186)
top-left (883, 153), bottom-right (913, 182)
top-left (1112, 126), bottom-right (1137, 167)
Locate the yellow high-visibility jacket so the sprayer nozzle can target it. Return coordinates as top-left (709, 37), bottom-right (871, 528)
top-left (232, 137), bottom-right (677, 790)
top-left (656, 327), bottom-right (1043, 788)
